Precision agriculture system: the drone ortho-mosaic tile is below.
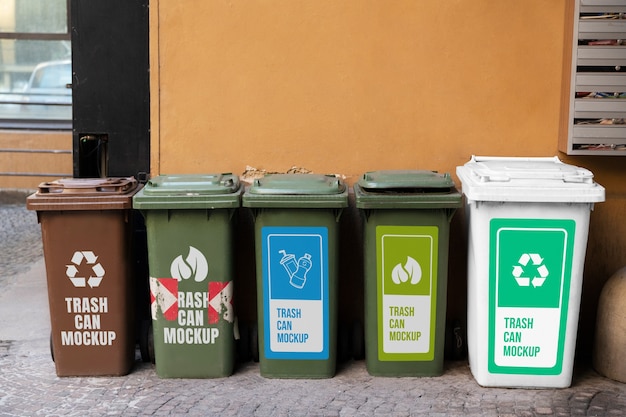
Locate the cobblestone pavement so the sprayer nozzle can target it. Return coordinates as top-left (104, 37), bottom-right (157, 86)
top-left (0, 200), bottom-right (43, 277)
top-left (1, 345), bottom-right (625, 417)
top-left (1, 200), bottom-right (625, 417)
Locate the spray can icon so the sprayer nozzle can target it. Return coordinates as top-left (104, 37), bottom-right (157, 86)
top-left (279, 250), bottom-right (312, 289)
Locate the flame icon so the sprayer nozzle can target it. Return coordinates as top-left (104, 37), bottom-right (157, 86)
top-left (391, 256), bottom-right (422, 285)
top-left (170, 246), bottom-right (209, 282)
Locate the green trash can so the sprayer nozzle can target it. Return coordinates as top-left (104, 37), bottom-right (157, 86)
top-left (354, 170), bottom-right (462, 376)
top-left (242, 174), bottom-right (348, 378)
top-left (132, 174), bottom-right (243, 378)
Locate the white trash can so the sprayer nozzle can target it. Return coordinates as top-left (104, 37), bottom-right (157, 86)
top-left (456, 156), bottom-right (605, 388)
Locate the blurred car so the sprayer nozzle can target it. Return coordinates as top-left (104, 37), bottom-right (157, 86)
top-left (21, 59), bottom-right (72, 118)
top-left (0, 59), bottom-right (72, 121)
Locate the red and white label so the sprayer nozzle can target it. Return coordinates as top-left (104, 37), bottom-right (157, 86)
top-left (151, 278), bottom-right (234, 325)
top-left (150, 277), bottom-right (178, 321)
top-left (208, 281), bottom-right (234, 324)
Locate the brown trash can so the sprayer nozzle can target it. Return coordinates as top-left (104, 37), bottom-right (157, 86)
top-left (27, 177), bottom-right (141, 376)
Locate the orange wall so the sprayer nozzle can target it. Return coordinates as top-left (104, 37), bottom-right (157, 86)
top-left (151, 0), bottom-right (626, 360)
top-left (152, 0), bottom-right (570, 177)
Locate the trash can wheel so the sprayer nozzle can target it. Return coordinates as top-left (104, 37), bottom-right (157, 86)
top-left (445, 319), bottom-right (466, 361)
top-left (337, 321), bottom-right (350, 363)
top-left (139, 320), bottom-right (155, 364)
top-left (251, 322), bottom-right (259, 363)
top-left (351, 320), bottom-right (365, 360)
top-left (236, 321), bottom-right (251, 363)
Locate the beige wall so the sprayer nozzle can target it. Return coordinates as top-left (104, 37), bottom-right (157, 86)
top-left (0, 130), bottom-right (72, 189)
top-left (148, 0), bottom-right (626, 360)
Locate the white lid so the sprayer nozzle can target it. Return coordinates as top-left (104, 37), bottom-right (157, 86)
top-left (456, 156), bottom-right (605, 203)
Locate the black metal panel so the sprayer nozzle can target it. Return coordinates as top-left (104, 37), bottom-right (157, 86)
top-left (71, 0), bottom-right (149, 178)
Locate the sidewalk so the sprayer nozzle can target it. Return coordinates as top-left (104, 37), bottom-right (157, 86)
top-left (0, 201), bottom-right (624, 416)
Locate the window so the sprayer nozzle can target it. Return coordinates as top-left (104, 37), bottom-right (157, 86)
top-left (0, 0), bottom-right (71, 129)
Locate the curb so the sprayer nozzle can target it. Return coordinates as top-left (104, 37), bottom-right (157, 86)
top-left (0, 189), bottom-right (36, 205)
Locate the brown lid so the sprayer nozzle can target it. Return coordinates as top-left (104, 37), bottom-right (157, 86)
top-left (26, 177), bottom-right (140, 211)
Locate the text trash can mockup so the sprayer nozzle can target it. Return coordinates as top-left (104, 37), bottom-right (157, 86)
top-left (354, 170), bottom-right (462, 376)
top-left (26, 177), bottom-right (140, 377)
top-left (456, 156), bottom-right (605, 388)
top-left (242, 174), bottom-right (348, 378)
top-left (132, 174), bottom-right (243, 378)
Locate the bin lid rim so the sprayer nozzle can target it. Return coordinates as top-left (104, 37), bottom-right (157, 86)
top-left (142, 173), bottom-right (241, 195)
top-left (357, 170), bottom-right (456, 191)
top-left (34, 177), bottom-right (139, 196)
top-left (247, 173), bottom-right (346, 195)
top-left (456, 156), bottom-right (605, 202)
top-left (458, 156), bottom-right (595, 184)
top-left (353, 183), bottom-right (462, 205)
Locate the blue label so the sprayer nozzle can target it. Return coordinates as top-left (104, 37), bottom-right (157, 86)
top-left (262, 226), bottom-right (329, 360)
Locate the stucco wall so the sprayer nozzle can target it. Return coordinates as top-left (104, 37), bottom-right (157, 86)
top-left (151, 0), bottom-right (626, 360)
top-left (151, 0), bottom-right (575, 176)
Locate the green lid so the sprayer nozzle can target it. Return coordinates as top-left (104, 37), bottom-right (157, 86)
top-left (354, 170), bottom-right (462, 209)
top-left (133, 174), bottom-right (242, 209)
top-left (242, 174), bottom-right (348, 208)
top-left (358, 170), bottom-right (456, 190)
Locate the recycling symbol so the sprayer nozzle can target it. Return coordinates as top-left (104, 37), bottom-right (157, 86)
top-left (65, 251), bottom-right (105, 288)
top-left (512, 253), bottom-right (548, 288)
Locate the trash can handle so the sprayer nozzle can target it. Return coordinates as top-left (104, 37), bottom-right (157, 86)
top-left (37, 177), bottom-right (138, 195)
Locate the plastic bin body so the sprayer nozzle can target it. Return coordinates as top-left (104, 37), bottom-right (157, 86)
top-left (457, 156), bottom-right (605, 388)
top-left (133, 174), bottom-right (242, 378)
top-left (26, 178), bottom-right (140, 377)
top-left (354, 170), bottom-right (461, 376)
top-left (243, 174), bottom-right (348, 378)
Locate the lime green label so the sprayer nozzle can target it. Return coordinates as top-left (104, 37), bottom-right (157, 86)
top-left (488, 219), bottom-right (575, 375)
top-left (376, 226), bottom-right (438, 361)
